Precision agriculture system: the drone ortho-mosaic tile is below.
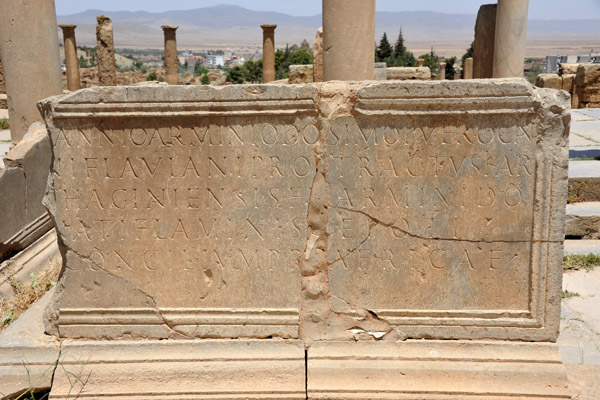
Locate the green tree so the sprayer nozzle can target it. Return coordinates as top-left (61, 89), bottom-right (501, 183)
top-left (201, 74), bottom-right (210, 85)
top-left (194, 59), bottom-right (209, 76)
top-left (376, 33), bottom-right (393, 63)
top-left (226, 66), bottom-right (245, 84)
top-left (419, 48), bottom-right (440, 74)
top-left (146, 71), bottom-right (157, 81)
top-left (461, 41), bottom-right (474, 65)
top-left (78, 55), bottom-right (89, 68)
top-left (445, 56), bottom-right (457, 79)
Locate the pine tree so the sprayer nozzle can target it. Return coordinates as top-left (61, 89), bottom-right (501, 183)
top-left (392, 29), bottom-right (406, 63)
top-left (376, 33), bottom-right (393, 64)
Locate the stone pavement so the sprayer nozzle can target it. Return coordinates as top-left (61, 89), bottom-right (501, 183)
top-left (566, 109), bottom-right (600, 254)
top-left (563, 109), bottom-right (600, 399)
top-left (560, 268), bottom-right (600, 399)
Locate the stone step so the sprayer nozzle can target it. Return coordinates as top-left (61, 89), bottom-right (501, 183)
top-left (568, 160), bottom-right (600, 202)
top-left (564, 239), bottom-right (600, 255)
top-left (566, 202), bottom-right (600, 239)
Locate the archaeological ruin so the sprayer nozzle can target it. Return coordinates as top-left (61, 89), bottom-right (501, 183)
top-left (0, 0), bottom-right (588, 398)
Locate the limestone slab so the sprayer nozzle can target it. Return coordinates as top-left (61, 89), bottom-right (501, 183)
top-left (307, 341), bottom-right (571, 399)
top-left (320, 81), bottom-right (569, 342)
top-left (386, 67), bottom-right (431, 80)
top-left (0, 288), bottom-right (60, 398)
top-left (49, 339), bottom-right (306, 400)
top-left (39, 80), bottom-right (569, 345)
top-left (40, 85), bottom-right (318, 339)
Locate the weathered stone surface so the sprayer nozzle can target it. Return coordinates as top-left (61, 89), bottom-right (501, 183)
top-left (566, 202), bottom-right (600, 239)
top-left (0, 288), bottom-right (60, 399)
top-left (576, 64), bottom-right (600, 87)
top-left (322, 0), bottom-right (375, 81)
top-left (562, 73), bottom-right (575, 92)
top-left (40, 85), bottom-right (317, 339)
top-left (536, 73), bottom-right (562, 90)
top-left (373, 62), bottom-right (387, 80)
top-left (40, 80), bottom-right (569, 346)
top-left (288, 64), bottom-right (314, 84)
top-left (51, 340), bottom-right (306, 400)
top-left (386, 67), bottom-right (431, 80)
top-left (313, 27), bottom-right (323, 83)
top-left (307, 341), bottom-right (571, 399)
top-left (0, 0), bottom-right (63, 143)
top-left (560, 63), bottom-right (579, 75)
top-left (161, 26), bottom-right (179, 85)
top-left (473, 4), bottom-right (496, 79)
top-left (493, 0), bottom-right (529, 78)
top-left (0, 47), bottom-right (5, 95)
top-left (463, 57), bottom-right (473, 79)
top-left (0, 122), bottom-right (53, 259)
top-left (261, 24), bottom-right (277, 83)
top-left (59, 25), bottom-right (81, 91)
top-left (96, 15), bottom-right (117, 86)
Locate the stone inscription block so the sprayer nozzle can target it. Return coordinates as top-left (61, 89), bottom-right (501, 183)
top-left (41, 86), bottom-right (317, 339)
top-left (324, 82), bottom-right (569, 341)
top-left (40, 81), bottom-right (570, 342)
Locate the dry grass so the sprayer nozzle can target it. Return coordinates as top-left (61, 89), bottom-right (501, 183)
top-left (563, 254), bottom-right (600, 272)
top-left (0, 262), bottom-right (60, 332)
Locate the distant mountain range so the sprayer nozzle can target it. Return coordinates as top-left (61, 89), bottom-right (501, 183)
top-left (57, 4), bottom-right (600, 51)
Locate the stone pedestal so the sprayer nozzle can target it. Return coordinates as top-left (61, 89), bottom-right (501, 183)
top-left (439, 62), bottom-right (446, 80)
top-left (162, 26), bottom-right (179, 85)
top-left (322, 0), bottom-right (375, 81)
top-left (464, 57), bottom-right (474, 79)
top-left (473, 4), bottom-right (497, 79)
top-left (59, 25), bottom-right (81, 91)
top-left (261, 24), bottom-right (277, 83)
top-left (96, 15), bottom-right (117, 86)
top-left (493, 0), bottom-right (529, 78)
top-left (0, 0), bottom-right (63, 144)
top-left (26, 80), bottom-right (573, 399)
top-left (313, 27), bottom-right (323, 83)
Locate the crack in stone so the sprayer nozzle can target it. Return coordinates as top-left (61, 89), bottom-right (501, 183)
top-left (333, 205), bottom-right (560, 245)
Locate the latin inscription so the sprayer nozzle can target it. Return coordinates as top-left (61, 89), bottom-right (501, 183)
top-left (327, 115), bottom-right (536, 311)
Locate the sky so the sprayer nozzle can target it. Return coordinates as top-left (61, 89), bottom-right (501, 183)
top-left (55, 0), bottom-right (600, 20)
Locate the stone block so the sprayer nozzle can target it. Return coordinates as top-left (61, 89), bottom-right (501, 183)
top-left (288, 64), bottom-right (314, 84)
top-left (576, 64), bottom-right (600, 87)
top-left (536, 73), bottom-right (562, 89)
top-left (386, 67), bottom-right (431, 80)
top-left (51, 340), bottom-right (306, 399)
top-left (580, 86), bottom-right (600, 103)
top-left (0, 288), bottom-right (60, 399)
top-left (473, 4), bottom-right (496, 79)
top-left (373, 62), bottom-right (387, 80)
top-left (4, 122), bottom-right (52, 221)
top-left (0, 167), bottom-right (26, 255)
top-left (562, 73), bottom-right (575, 92)
top-left (559, 63), bottom-right (579, 75)
top-left (34, 81), bottom-right (570, 398)
top-left (307, 341), bottom-right (570, 399)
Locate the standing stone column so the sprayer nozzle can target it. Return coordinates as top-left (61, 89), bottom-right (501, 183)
top-left (493, 0), bottom-right (529, 78)
top-left (418, 58), bottom-right (424, 67)
top-left (464, 57), bottom-right (474, 79)
top-left (0, 0), bottom-right (63, 144)
top-left (162, 26), bottom-right (179, 85)
top-left (59, 25), bottom-right (81, 91)
top-left (322, 0), bottom-right (375, 81)
top-left (473, 4), bottom-right (497, 79)
top-left (313, 27), bottom-right (324, 83)
top-left (96, 15), bottom-right (117, 86)
top-left (261, 24), bottom-right (277, 83)
top-left (439, 62), bottom-right (446, 80)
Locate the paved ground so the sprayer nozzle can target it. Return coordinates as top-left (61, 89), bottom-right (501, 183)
top-left (563, 109), bottom-right (600, 399)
